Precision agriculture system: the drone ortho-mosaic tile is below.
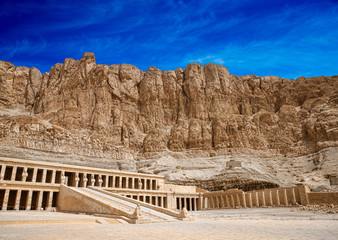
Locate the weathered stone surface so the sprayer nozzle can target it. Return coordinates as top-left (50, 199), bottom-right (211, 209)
top-left (0, 53), bottom-right (337, 163)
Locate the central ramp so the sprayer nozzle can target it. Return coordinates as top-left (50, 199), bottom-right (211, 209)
top-left (59, 185), bottom-right (189, 223)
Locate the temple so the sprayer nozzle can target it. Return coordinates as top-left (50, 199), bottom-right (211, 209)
top-left (0, 157), bottom-right (336, 223)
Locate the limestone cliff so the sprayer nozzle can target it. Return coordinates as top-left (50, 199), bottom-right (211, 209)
top-left (1, 52), bottom-right (337, 160)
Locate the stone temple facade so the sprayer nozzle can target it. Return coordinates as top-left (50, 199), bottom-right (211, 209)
top-left (0, 157), bottom-right (336, 223)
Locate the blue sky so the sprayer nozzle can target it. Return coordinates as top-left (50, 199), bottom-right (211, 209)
top-left (1, 0), bottom-right (337, 79)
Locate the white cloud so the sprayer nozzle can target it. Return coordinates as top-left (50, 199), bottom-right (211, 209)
top-left (188, 55), bottom-right (225, 65)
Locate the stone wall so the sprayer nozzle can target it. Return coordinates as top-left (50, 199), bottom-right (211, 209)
top-left (307, 192), bottom-right (338, 205)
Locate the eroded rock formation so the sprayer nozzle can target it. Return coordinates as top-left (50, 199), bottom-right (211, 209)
top-left (1, 53), bottom-right (337, 161)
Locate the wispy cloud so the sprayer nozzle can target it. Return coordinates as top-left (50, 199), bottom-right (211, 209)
top-left (188, 55), bottom-right (225, 65)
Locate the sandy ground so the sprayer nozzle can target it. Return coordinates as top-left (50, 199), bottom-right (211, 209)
top-left (0, 208), bottom-right (337, 240)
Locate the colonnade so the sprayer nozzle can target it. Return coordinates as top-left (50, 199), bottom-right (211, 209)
top-left (0, 159), bottom-right (165, 211)
top-left (0, 188), bottom-right (58, 211)
top-left (176, 196), bottom-right (200, 211)
top-left (0, 163), bottom-right (160, 190)
top-left (204, 186), bottom-right (309, 209)
top-left (125, 194), bottom-right (168, 208)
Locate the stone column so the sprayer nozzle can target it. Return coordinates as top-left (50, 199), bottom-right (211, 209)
top-left (190, 198), bottom-right (193, 211)
top-left (26, 190), bottom-right (33, 210)
top-left (118, 177), bottom-right (122, 188)
top-left (283, 189), bottom-right (288, 206)
top-left (298, 185), bottom-right (310, 206)
top-left (41, 169), bottom-right (47, 183)
top-left (236, 194), bottom-right (241, 207)
top-left (161, 196), bottom-right (164, 208)
top-left (22, 167), bottom-right (28, 182)
top-left (37, 191), bottom-right (43, 210)
top-left (290, 188), bottom-right (296, 205)
top-left (112, 176), bottom-right (115, 188)
top-left (2, 189), bottom-right (9, 211)
top-left (75, 173), bottom-right (80, 187)
top-left (51, 170), bottom-right (56, 184)
top-left (61, 171), bottom-right (66, 185)
top-left (14, 189), bottom-right (22, 210)
top-left (241, 193), bottom-right (247, 208)
top-left (275, 189), bottom-right (280, 206)
top-left (32, 168), bottom-right (38, 183)
top-left (209, 197), bottom-right (214, 209)
top-left (103, 175), bottom-right (108, 188)
top-left (194, 198), bottom-right (197, 211)
top-left (219, 195), bottom-right (224, 208)
top-left (255, 192), bottom-right (260, 207)
top-left (99, 177), bottom-right (103, 187)
top-left (0, 165), bottom-right (5, 180)
top-left (144, 179), bottom-right (148, 190)
top-left (215, 196), bottom-right (219, 209)
top-left (261, 192), bottom-right (266, 207)
top-left (247, 192), bottom-right (253, 208)
top-left (47, 191), bottom-right (53, 209)
top-left (230, 195), bottom-right (235, 208)
top-left (91, 175), bottom-right (95, 187)
top-left (10, 166), bottom-right (17, 181)
top-left (199, 195), bottom-right (204, 210)
top-left (267, 190), bottom-right (273, 206)
top-left (225, 195), bottom-right (230, 208)
top-left (83, 174), bottom-right (88, 188)
top-left (131, 177), bottom-right (135, 189)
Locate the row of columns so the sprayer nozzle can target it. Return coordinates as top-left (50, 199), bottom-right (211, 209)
top-left (0, 165), bottom-right (59, 184)
top-left (126, 195), bottom-right (167, 208)
top-left (176, 197), bottom-right (200, 211)
top-left (0, 189), bottom-right (57, 211)
top-left (205, 188), bottom-right (298, 209)
top-left (207, 194), bottom-right (246, 209)
top-left (0, 164), bottom-right (159, 191)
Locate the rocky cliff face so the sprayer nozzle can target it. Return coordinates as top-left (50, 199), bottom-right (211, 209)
top-left (1, 52), bottom-right (337, 161)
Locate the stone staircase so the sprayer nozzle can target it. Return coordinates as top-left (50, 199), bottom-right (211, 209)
top-left (58, 185), bottom-right (191, 224)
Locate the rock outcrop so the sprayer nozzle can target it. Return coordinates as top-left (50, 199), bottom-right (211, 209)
top-left (1, 53), bottom-right (337, 161)
top-left (1, 52), bottom-right (337, 190)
